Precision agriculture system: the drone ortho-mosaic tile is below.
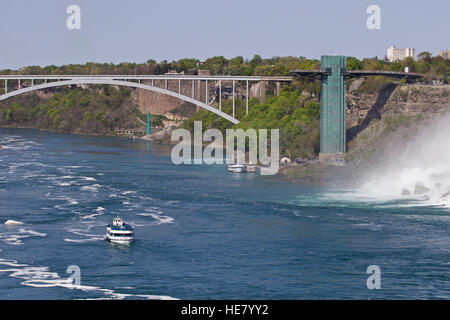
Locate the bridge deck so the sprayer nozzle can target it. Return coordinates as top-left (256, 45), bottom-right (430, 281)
top-left (345, 70), bottom-right (424, 78)
top-left (0, 75), bottom-right (292, 82)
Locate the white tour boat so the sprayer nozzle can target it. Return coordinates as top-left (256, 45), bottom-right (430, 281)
top-left (106, 217), bottom-right (134, 244)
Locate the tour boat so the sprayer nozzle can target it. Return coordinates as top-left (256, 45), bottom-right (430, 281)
top-left (106, 217), bottom-right (134, 244)
top-left (227, 164), bottom-right (246, 173)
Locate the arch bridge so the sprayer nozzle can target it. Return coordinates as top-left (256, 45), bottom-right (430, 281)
top-left (0, 75), bottom-right (292, 126)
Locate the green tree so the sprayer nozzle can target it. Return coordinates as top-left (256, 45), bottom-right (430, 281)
top-left (346, 57), bottom-right (362, 70)
top-left (417, 51), bottom-right (432, 64)
top-left (401, 57), bottom-right (417, 73)
top-left (5, 108), bottom-right (12, 124)
top-left (250, 54), bottom-right (263, 66)
top-left (390, 61), bottom-right (403, 72)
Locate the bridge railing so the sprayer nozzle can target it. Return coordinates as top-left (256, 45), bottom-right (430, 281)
top-left (0, 75), bottom-right (292, 81)
top-left (291, 69), bottom-right (424, 78)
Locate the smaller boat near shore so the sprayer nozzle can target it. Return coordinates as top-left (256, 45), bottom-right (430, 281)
top-left (228, 164), bottom-right (246, 173)
top-left (106, 217), bottom-right (134, 244)
top-left (227, 163), bottom-right (258, 173)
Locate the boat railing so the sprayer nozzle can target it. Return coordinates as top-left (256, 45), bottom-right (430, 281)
top-left (109, 224), bottom-right (134, 231)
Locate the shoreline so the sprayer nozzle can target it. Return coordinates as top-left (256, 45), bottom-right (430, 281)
top-left (0, 125), bottom-right (144, 139)
top-left (278, 163), bottom-right (359, 187)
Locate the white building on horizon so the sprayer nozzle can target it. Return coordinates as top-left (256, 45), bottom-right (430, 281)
top-left (386, 46), bottom-right (415, 62)
top-left (438, 49), bottom-right (450, 59)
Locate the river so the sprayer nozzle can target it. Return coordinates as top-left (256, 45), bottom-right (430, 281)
top-left (0, 128), bottom-right (449, 299)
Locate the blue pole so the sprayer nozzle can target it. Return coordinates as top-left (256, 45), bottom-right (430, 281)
top-left (147, 112), bottom-right (151, 135)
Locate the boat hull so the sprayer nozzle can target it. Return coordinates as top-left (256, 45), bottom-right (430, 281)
top-left (106, 233), bottom-right (134, 244)
top-left (227, 165), bottom-right (246, 173)
top-left (106, 226), bottom-right (134, 244)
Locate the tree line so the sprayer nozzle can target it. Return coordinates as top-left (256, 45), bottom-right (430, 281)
top-left (2, 53), bottom-right (448, 82)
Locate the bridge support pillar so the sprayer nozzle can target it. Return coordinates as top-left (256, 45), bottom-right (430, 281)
top-left (259, 81), bottom-right (266, 104)
top-left (320, 55), bottom-right (347, 156)
top-left (219, 80), bottom-right (222, 110)
top-left (147, 113), bottom-right (151, 135)
top-left (276, 81), bottom-right (281, 97)
top-left (246, 80), bottom-right (249, 115)
top-left (232, 80), bottom-right (235, 118)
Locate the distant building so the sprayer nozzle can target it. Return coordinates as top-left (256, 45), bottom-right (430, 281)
top-left (165, 69), bottom-right (184, 75)
top-left (438, 49), bottom-right (450, 59)
top-left (386, 46), bottom-right (415, 62)
top-left (197, 69), bottom-right (211, 76)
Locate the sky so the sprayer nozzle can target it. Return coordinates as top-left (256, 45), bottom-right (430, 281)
top-left (0, 0), bottom-right (449, 69)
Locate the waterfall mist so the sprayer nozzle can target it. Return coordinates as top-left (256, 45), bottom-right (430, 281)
top-left (359, 112), bottom-right (450, 206)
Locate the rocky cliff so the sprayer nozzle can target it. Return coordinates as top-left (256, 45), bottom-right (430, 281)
top-left (347, 82), bottom-right (450, 130)
top-left (345, 81), bottom-right (450, 161)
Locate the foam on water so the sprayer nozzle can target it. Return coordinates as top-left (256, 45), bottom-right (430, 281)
top-left (0, 136), bottom-right (41, 151)
top-left (138, 212), bottom-right (174, 225)
top-left (64, 237), bottom-right (105, 243)
top-left (81, 177), bottom-right (97, 181)
top-left (64, 223), bottom-right (105, 242)
top-left (0, 228), bottom-right (47, 245)
top-left (80, 184), bottom-right (101, 192)
top-left (80, 207), bottom-right (106, 220)
top-left (0, 258), bottom-right (178, 300)
top-left (57, 182), bottom-right (72, 187)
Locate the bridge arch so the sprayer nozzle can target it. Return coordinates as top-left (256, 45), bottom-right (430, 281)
top-left (0, 79), bottom-right (240, 124)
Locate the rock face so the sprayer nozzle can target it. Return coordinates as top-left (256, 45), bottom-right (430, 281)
top-left (164, 103), bottom-right (197, 121)
top-left (345, 82), bottom-right (450, 162)
top-left (133, 79), bottom-right (263, 117)
top-left (134, 79), bottom-right (195, 115)
top-left (346, 83), bottom-right (450, 142)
